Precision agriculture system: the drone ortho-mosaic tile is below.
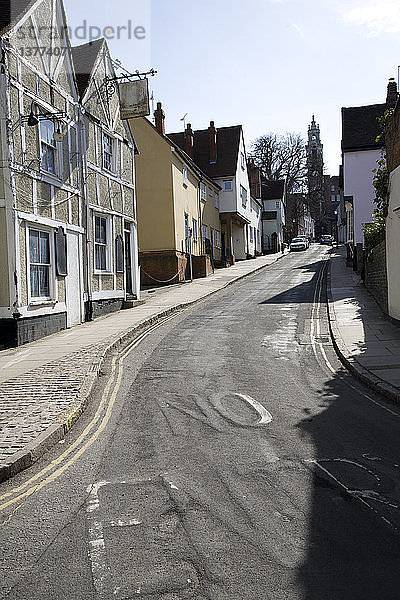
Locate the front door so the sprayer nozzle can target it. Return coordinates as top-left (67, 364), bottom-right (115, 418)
top-left (124, 225), bottom-right (133, 296)
top-left (66, 231), bottom-right (82, 327)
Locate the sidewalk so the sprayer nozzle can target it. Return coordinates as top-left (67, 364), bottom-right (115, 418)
top-left (328, 246), bottom-right (400, 403)
top-left (0, 251), bottom-right (286, 482)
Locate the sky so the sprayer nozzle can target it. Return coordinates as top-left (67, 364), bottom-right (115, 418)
top-left (63, 0), bottom-right (400, 175)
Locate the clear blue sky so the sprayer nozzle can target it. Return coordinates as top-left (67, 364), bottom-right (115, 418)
top-left (64, 0), bottom-right (400, 174)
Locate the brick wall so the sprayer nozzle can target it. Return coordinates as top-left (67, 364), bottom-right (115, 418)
top-left (365, 239), bottom-right (388, 313)
top-left (139, 251), bottom-right (187, 286)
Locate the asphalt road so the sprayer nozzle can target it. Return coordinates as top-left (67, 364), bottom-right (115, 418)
top-left (2, 245), bottom-right (400, 600)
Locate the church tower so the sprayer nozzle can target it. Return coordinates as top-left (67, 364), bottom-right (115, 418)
top-left (306, 115), bottom-right (324, 237)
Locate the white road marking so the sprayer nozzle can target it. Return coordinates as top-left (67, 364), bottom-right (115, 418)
top-left (307, 459), bottom-right (398, 531)
top-left (85, 480), bottom-right (152, 599)
top-left (211, 392), bottom-right (273, 426)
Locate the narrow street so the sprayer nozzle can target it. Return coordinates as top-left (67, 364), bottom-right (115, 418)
top-left (2, 246), bottom-right (400, 599)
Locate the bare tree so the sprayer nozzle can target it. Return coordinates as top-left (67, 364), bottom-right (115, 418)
top-left (249, 132), bottom-right (307, 194)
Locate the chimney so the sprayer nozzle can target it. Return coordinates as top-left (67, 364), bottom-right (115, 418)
top-left (184, 123), bottom-right (194, 157)
top-left (247, 159), bottom-right (261, 198)
top-left (154, 101), bottom-right (165, 135)
top-left (386, 78), bottom-right (398, 106)
top-left (208, 120), bottom-right (217, 164)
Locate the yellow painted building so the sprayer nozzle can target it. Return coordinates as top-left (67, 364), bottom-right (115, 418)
top-left (129, 109), bottom-right (221, 285)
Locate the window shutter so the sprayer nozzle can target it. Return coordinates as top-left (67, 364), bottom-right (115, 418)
top-left (55, 227), bottom-right (67, 276)
top-left (115, 234), bottom-right (124, 273)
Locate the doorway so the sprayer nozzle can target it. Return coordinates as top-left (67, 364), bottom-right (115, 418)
top-left (124, 222), bottom-right (133, 296)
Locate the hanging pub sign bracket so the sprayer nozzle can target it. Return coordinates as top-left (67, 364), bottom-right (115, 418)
top-left (103, 66), bottom-right (157, 119)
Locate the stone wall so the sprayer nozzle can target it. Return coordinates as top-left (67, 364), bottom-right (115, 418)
top-left (364, 239), bottom-right (388, 313)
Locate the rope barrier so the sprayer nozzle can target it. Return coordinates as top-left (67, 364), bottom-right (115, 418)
top-left (141, 267), bottom-right (185, 284)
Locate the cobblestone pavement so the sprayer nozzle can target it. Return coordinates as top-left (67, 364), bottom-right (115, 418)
top-left (0, 338), bottom-right (113, 464)
top-left (0, 252), bottom-right (289, 481)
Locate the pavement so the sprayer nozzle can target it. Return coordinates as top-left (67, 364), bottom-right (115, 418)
top-left (0, 251), bottom-right (286, 482)
top-left (327, 245), bottom-right (400, 403)
top-left (2, 245), bottom-right (400, 484)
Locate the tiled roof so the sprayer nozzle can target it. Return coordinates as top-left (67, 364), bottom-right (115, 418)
top-left (261, 179), bottom-right (285, 200)
top-left (341, 103), bottom-right (387, 151)
top-left (167, 125), bottom-right (242, 178)
top-left (0, 0), bottom-right (35, 33)
top-left (71, 39), bottom-right (104, 99)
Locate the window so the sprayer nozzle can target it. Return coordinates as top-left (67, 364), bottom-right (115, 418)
top-left (224, 180), bottom-right (232, 191)
top-left (241, 152), bottom-right (245, 170)
top-left (103, 133), bottom-right (114, 172)
top-left (215, 192), bottom-right (219, 209)
top-left (210, 228), bottom-right (214, 247)
top-left (202, 224), bottom-right (208, 240)
top-left (215, 230), bottom-right (220, 248)
top-left (40, 119), bottom-right (57, 175)
top-left (337, 194), bottom-right (341, 202)
top-left (201, 182), bottom-right (207, 201)
top-left (275, 201), bottom-right (280, 209)
top-left (240, 185), bottom-right (247, 208)
top-left (183, 166), bottom-right (188, 185)
top-left (250, 226), bottom-right (254, 242)
top-left (94, 214), bottom-right (109, 271)
top-left (29, 228), bottom-right (51, 298)
top-left (331, 194), bottom-right (335, 202)
top-left (331, 184), bottom-right (335, 191)
top-left (192, 218), bottom-right (198, 242)
top-left (209, 186), bottom-right (213, 197)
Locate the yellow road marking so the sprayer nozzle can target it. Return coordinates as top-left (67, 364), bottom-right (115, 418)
top-left (311, 259), bottom-right (400, 418)
top-left (0, 314), bottom-right (178, 514)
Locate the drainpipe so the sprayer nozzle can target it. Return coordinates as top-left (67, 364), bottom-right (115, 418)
top-left (1, 39), bottom-right (20, 319)
top-left (80, 110), bottom-right (93, 321)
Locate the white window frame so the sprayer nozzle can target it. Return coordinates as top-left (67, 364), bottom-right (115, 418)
top-left (94, 213), bottom-right (112, 273)
top-left (201, 182), bottom-right (207, 201)
top-left (240, 185), bottom-right (247, 208)
top-left (39, 117), bottom-right (58, 176)
top-left (103, 132), bottom-right (115, 173)
top-left (27, 224), bottom-right (56, 303)
top-left (224, 180), bottom-right (232, 191)
top-left (183, 166), bottom-right (188, 186)
top-left (215, 229), bottom-right (220, 248)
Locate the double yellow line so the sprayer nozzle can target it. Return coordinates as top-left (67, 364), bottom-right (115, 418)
top-left (310, 257), bottom-right (400, 418)
top-left (0, 314), bottom-right (178, 517)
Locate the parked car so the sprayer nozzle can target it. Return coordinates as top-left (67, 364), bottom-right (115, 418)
top-left (296, 235), bottom-right (310, 248)
top-left (290, 237), bottom-right (307, 251)
top-left (320, 235), bottom-right (333, 245)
